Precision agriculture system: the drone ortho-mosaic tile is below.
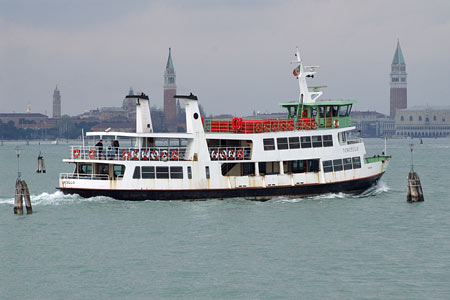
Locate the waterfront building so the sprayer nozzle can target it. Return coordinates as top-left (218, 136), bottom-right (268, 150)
top-left (164, 48), bottom-right (177, 131)
top-left (0, 113), bottom-right (54, 129)
top-left (53, 86), bottom-right (61, 119)
top-left (390, 40), bottom-right (407, 119)
top-left (395, 106), bottom-right (450, 137)
top-left (351, 111), bottom-right (395, 137)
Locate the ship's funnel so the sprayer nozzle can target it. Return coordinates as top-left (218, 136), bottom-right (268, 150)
top-left (125, 93), bottom-right (153, 133)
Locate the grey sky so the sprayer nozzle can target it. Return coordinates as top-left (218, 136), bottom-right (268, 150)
top-left (1, 0), bottom-right (449, 117)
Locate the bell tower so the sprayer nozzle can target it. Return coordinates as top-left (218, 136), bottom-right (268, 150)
top-left (390, 39), bottom-right (407, 119)
top-left (52, 85), bottom-right (61, 119)
top-left (164, 48), bottom-right (177, 131)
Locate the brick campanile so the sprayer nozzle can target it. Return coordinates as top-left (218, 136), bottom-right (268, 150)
top-left (164, 48), bottom-right (177, 131)
top-left (390, 40), bottom-right (407, 119)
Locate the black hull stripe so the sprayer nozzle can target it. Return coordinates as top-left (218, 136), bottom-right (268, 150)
top-left (58, 173), bottom-right (384, 201)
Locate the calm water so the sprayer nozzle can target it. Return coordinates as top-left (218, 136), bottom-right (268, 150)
top-left (1, 138), bottom-right (449, 299)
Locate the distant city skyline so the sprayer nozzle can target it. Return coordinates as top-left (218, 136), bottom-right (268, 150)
top-left (1, 0), bottom-right (449, 116)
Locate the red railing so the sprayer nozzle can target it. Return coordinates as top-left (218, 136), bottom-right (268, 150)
top-left (204, 118), bottom-right (317, 133)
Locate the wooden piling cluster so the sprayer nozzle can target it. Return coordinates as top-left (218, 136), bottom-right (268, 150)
top-left (14, 179), bottom-right (32, 215)
top-left (407, 171), bottom-right (424, 202)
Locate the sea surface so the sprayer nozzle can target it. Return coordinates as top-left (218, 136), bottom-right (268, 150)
top-left (0, 138), bottom-right (449, 299)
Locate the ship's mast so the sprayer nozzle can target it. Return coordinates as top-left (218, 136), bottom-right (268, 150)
top-left (294, 47), bottom-right (322, 103)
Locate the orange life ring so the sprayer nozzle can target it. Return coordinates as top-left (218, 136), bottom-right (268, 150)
top-left (311, 121), bottom-right (318, 129)
top-left (210, 149), bottom-right (219, 160)
top-left (171, 149), bottom-right (179, 160)
top-left (236, 149), bottom-right (244, 159)
top-left (88, 149), bottom-right (96, 159)
top-left (73, 149), bottom-right (80, 158)
top-left (334, 119), bottom-right (339, 128)
top-left (228, 149), bottom-right (236, 159)
top-left (255, 123), bottom-right (263, 133)
top-left (131, 149), bottom-right (139, 160)
top-left (296, 122), bottom-right (303, 130)
top-left (122, 150), bottom-right (130, 159)
top-left (161, 150), bottom-right (169, 160)
top-left (303, 122), bottom-right (311, 130)
top-left (151, 149), bottom-right (159, 160)
top-left (141, 150), bottom-right (149, 160)
top-left (219, 149), bottom-right (227, 160)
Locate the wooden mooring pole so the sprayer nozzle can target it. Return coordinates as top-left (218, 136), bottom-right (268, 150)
top-left (14, 146), bottom-right (32, 215)
top-left (407, 141), bottom-right (424, 202)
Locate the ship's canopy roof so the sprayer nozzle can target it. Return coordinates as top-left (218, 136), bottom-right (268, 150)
top-left (279, 99), bottom-right (357, 108)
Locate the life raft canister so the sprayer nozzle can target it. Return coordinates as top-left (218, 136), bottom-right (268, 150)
top-left (73, 149), bottom-right (80, 158)
top-left (88, 149), bottom-right (96, 159)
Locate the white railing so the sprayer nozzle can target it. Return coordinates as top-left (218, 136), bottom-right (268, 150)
top-left (70, 146), bottom-right (187, 161)
top-left (208, 147), bottom-right (251, 161)
top-left (60, 173), bottom-right (111, 180)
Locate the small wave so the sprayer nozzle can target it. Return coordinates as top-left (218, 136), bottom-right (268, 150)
top-left (0, 191), bottom-right (114, 206)
top-left (353, 180), bottom-right (390, 198)
top-left (270, 192), bottom-right (347, 203)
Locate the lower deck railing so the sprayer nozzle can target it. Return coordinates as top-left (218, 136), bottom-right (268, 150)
top-left (70, 146), bottom-right (187, 161)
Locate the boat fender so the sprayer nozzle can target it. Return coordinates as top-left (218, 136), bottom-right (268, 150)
top-left (236, 149), bottom-right (244, 159)
top-left (88, 149), bottom-right (96, 159)
top-left (73, 149), bottom-right (80, 158)
top-left (171, 149), bottom-right (179, 160)
top-left (151, 150), bottom-right (159, 160)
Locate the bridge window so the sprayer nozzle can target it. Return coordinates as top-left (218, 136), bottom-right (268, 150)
top-left (288, 137), bottom-right (300, 149)
top-left (312, 135), bottom-right (322, 148)
top-left (156, 166), bottom-right (169, 179)
top-left (142, 166), bottom-right (155, 179)
top-left (277, 137), bottom-right (289, 150)
top-left (263, 138), bottom-right (275, 151)
top-left (170, 166), bottom-right (183, 179)
top-left (300, 136), bottom-right (312, 148)
top-left (323, 135), bottom-right (333, 147)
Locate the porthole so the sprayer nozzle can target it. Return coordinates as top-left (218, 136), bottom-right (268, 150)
top-left (194, 113), bottom-right (199, 119)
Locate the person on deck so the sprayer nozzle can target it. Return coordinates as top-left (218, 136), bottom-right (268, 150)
top-left (95, 139), bottom-right (103, 159)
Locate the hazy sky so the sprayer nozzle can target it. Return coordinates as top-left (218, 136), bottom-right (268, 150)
top-left (1, 0), bottom-right (449, 117)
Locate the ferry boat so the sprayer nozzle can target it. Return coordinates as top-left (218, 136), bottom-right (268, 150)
top-left (57, 49), bottom-right (390, 201)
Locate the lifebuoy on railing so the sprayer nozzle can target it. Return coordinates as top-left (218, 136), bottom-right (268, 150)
top-left (122, 150), bottom-right (130, 160)
top-left (210, 149), bottom-right (219, 160)
top-left (73, 149), bottom-right (80, 158)
top-left (161, 150), bottom-right (169, 161)
top-left (131, 150), bottom-right (139, 160)
top-left (151, 149), bottom-right (159, 160)
top-left (236, 149), bottom-right (244, 159)
top-left (219, 149), bottom-right (227, 160)
top-left (141, 150), bottom-right (149, 160)
top-left (228, 149), bottom-right (236, 159)
top-left (171, 149), bottom-right (179, 160)
top-left (88, 149), bottom-right (96, 159)
top-left (334, 119), bottom-right (339, 128)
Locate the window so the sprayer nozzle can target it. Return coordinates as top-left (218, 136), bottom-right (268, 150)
top-left (277, 137), bottom-right (288, 150)
top-left (401, 116), bottom-right (404, 121)
top-left (352, 157), bottom-right (361, 169)
top-left (343, 158), bottom-right (353, 170)
top-left (288, 137), bottom-right (300, 149)
top-left (401, 78), bottom-right (406, 82)
top-left (301, 136), bottom-right (311, 148)
top-left (392, 78), bottom-right (399, 82)
top-left (326, 106), bottom-right (332, 117)
top-left (156, 166), bottom-right (169, 179)
top-left (242, 163), bottom-right (255, 176)
top-left (426, 117), bottom-right (429, 122)
top-left (339, 105), bottom-right (349, 117)
top-left (133, 166), bottom-right (141, 179)
top-left (187, 166), bottom-right (192, 179)
top-left (205, 166), bottom-right (210, 179)
top-left (263, 138), bottom-right (275, 151)
top-left (319, 106), bottom-right (325, 118)
top-left (113, 165), bottom-right (125, 178)
top-left (312, 135), bottom-right (322, 148)
top-left (78, 163), bottom-right (93, 175)
top-left (323, 160), bottom-right (333, 173)
top-left (338, 132), bottom-right (347, 144)
top-left (332, 106), bottom-right (339, 117)
top-left (323, 135), bottom-right (333, 147)
top-left (333, 159), bottom-right (343, 172)
top-left (433, 116), bottom-right (437, 121)
top-left (258, 161), bottom-right (280, 175)
top-left (311, 107), bottom-right (317, 117)
top-left (170, 167), bottom-right (183, 179)
top-left (142, 166), bottom-right (155, 179)
top-left (409, 116), bottom-right (413, 121)
top-left (419, 116), bottom-right (422, 121)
